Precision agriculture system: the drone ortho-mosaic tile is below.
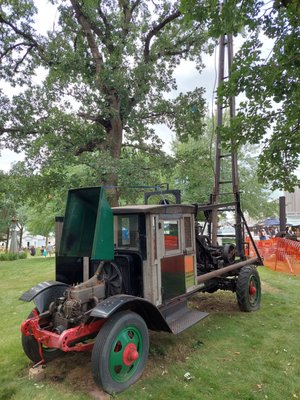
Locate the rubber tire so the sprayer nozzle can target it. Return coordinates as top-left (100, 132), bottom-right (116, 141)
top-left (91, 311), bottom-right (149, 394)
top-left (236, 266), bottom-right (261, 312)
top-left (21, 310), bottom-right (62, 363)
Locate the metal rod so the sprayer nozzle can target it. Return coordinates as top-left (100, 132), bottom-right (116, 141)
top-left (197, 257), bottom-right (259, 284)
top-left (195, 201), bottom-right (237, 212)
top-left (240, 209), bottom-right (264, 265)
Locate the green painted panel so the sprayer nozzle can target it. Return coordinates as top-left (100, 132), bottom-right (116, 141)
top-left (59, 187), bottom-right (114, 260)
top-left (91, 189), bottom-right (114, 260)
top-left (161, 255), bottom-right (185, 300)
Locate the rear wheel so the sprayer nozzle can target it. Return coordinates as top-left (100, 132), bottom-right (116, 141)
top-left (22, 310), bottom-right (62, 363)
top-left (91, 311), bottom-right (149, 394)
top-left (236, 266), bottom-right (261, 312)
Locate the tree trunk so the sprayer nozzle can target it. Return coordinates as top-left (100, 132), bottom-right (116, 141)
top-left (19, 226), bottom-right (23, 249)
top-left (5, 228), bottom-right (9, 252)
top-left (103, 93), bottom-right (123, 207)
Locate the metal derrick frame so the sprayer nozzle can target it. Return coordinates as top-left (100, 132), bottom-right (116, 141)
top-left (209, 31), bottom-right (243, 259)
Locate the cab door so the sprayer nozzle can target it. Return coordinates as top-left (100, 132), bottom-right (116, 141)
top-left (159, 215), bottom-right (196, 302)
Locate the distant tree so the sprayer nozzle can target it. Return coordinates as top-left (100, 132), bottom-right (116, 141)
top-left (172, 123), bottom-right (214, 205)
top-left (171, 118), bottom-right (277, 219)
top-left (0, 0), bottom-right (208, 204)
top-left (181, 0), bottom-right (300, 191)
top-left (25, 202), bottom-right (56, 246)
top-left (0, 171), bottom-right (28, 249)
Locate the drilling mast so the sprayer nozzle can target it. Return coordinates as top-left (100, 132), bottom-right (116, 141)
top-left (210, 32), bottom-right (244, 258)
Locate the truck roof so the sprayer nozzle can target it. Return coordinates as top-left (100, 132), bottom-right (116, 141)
top-left (112, 204), bottom-right (195, 215)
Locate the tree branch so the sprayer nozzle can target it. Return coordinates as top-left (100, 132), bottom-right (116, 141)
top-left (122, 142), bottom-right (151, 152)
top-left (77, 111), bottom-right (111, 130)
top-left (0, 14), bottom-right (45, 58)
top-left (155, 23), bottom-right (202, 60)
top-left (119, 0), bottom-right (130, 36)
top-left (131, 0), bottom-right (142, 13)
top-left (139, 110), bottom-right (175, 120)
top-left (122, 142), bottom-right (164, 154)
top-left (144, 10), bottom-right (181, 63)
top-left (75, 138), bottom-right (106, 155)
top-left (93, 3), bottom-right (117, 54)
top-left (0, 127), bottom-right (37, 135)
top-left (119, 0), bottom-right (141, 38)
top-left (70, 0), bottom-right (104, 84)
top-left (0, 41), bottom-right (32, 59)
top-left (97, 3), bottom-right (110, 30)
top-left (0, 128), bottom-right (19, 134)
top-left (157, 46), bottom-right (192, 59)
top-left (13, 45), bottom-right (34, 72)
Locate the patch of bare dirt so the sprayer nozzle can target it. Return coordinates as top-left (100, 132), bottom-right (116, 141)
top-left (42, 330), bottom-right (200, 394)
top-left (44, 352), bottom-right (109, 398)
top-left (42, 347), bottom-right (166, 396)
top-left (189, 291), bottom-right (240, 313)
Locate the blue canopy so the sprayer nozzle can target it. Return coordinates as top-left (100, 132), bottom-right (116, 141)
top-left (263, 218), bottom-right (280, 226)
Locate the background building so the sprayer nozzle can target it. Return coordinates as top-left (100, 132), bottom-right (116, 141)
top-left (285, 187), bottom-right (300, 226)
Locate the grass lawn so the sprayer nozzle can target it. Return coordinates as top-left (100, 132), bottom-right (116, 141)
top-left (0, 257), bottom-right (300, 400)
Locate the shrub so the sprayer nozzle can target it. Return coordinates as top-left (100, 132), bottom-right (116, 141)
top-left (8, 252), bottom-right (18, 261)
top-left (0, 253), bottom-right (7, 261)
top-left (0, 251), bottom-right (28, 261)
top-left (19, 251), bottom-right (28, 259)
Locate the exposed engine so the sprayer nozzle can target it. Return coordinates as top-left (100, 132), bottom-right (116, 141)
top-left (196, 235), bottom-right (236, 274)
top-left (48, 260), bottom-right (122, 331)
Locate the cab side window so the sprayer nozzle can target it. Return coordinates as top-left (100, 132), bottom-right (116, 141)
top-left (164, 220), bottom-right (180, 252)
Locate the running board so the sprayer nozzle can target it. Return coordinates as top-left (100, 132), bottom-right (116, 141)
top-left (160, 299), bottom-right (209, 335)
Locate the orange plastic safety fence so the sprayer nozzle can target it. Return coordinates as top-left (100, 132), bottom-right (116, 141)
top-left (247, 237), bottom-right (300, 275)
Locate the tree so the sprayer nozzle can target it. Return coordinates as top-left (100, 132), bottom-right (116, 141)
top-left (181, 0), bottom-right (300, 192)
top-left (0, 0), bottom-right (208, 204)
top-left (0, 170), bottom-right (28, 250)
top-left (25, 202), bottom-right (56, 245)
top-left (171, 118), bottom-right (277, 219)
top-left (0, 147), bottom-right (174, 243)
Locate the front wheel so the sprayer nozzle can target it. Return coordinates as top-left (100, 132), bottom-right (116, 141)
top-left (91, 311), bottom-right (149, 394)
top-left (236, 266), bottom-right (261, 312)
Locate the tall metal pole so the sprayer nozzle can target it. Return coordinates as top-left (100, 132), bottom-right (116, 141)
top-left (211, 35), bottom-right (225, 246)
top-left (228, 34), bottom-right (243, 257)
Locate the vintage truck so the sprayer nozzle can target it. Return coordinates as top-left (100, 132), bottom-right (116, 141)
top-left (20, 186), bottom-right (261, 394)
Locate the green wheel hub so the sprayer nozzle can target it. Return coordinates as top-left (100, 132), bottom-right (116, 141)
top-left (109, 325), bottom-right (143, 383)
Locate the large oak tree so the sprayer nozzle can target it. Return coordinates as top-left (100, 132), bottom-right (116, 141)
top-left (0, 0), bottom-right (207, 204)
